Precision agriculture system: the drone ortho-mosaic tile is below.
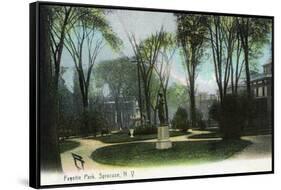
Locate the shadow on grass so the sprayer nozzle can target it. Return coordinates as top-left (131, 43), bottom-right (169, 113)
top-left (91, 139), bottom-right (251, 167)
top-left (59, 140), bottom-right (80, 154)
top-left (188, 132), bottom-right (221, 139)
top-left (88, 131), bottom-right (189, 144)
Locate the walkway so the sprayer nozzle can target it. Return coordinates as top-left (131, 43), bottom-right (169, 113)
top-left (60, 131), bottom-right (272, 172)
top-left (44, 131), bottom-right (272, 185)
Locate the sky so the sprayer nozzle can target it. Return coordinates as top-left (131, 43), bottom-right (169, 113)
top-left (61, 8), bottom-right (272, 95)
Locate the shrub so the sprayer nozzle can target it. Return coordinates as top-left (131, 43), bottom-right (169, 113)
top-left (58, 114), bottom-right (82, 138)
top-left (196, 110), bottom-right (206, 130)
top-left (172, 107), bottom-right (189, 131)
top-left (209, 94), bottom-right (249, 139)
top-left (88, 110), bottom-right (109, 136)
top-left (209, 100), bottom-right (221, 122)
top-left (134, 124), bottom-right (157, 135)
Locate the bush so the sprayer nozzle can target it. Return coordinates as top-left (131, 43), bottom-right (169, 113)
top-left (172, 107), bottom-right (189, 131)
top-left (58, 114), bottom-right (82, 138)
top-left (195, 110), bottom-right (206, 130)
top-left (134, 124), bottom-right (157, 135)
top-left (209, 101), bottom-right (221, 122)
top-left (88, 110), bottom-right (109, 136)
top-left (209, 94), bottom-right (249, 139)
top-left (197, 119), bottom-right (206, 130)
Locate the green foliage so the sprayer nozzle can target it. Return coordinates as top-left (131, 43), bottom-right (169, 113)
top-left (236, 17), bottom-right (272, 81)
top-left (196, 110), bottom-right (206, 130)
top-left (95, 57), bottom-right (138, 98)
top-left (138, 28), bottom-right (167, 62)
top-left (172, 107), bottom-right (189, 131)
top-left (175, 14), bottom-right (209, 128)
top-left (176, 14), bottom-right (208, 65)
top-left (59, 140), bottom-right (80, 154)
top-left (149, 70), bottom-right (162, 109)
top-left (220, 94), bottom-right (248, 139)
top-left (88, 110), bottom-right (109, 135)
top-left (209, 94), bottom-right (251, 139)
top-left (167, 83), bottom-right (189, 107)
top-left (134, 125), bottom-right (157, 135)
top-left (209, 100), bottom-right (221, 122)
top-left (72, 7), bottom-right (122, 50)
top-left (58, 114), bottom-right (81, 138)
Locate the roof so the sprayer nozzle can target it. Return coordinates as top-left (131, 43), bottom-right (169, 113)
top-left (251, 73), bottom-right (272, 82)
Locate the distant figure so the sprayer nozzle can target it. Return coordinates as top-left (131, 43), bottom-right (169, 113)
top-left (158, 93), bottom-right (165, 125)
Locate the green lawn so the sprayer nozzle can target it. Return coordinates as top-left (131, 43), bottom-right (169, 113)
top-left (90, 131), bottom-right (188, 144)
top-left (91, 139), bottom-right (251, 167)
top-left (59, 140), bottom-right (80, 153)
top-left (188, 129), bottom-right (272, 139)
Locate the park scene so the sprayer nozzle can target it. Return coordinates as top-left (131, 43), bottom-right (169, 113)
top-left (38, 4), bottom-right (273, 185)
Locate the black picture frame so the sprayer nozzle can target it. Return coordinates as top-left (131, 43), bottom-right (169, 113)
top-left (30, 1), bottom-right (274, 188)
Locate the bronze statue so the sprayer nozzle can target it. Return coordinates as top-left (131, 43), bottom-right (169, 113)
top-left (158, 93), bottom-right (165, 125)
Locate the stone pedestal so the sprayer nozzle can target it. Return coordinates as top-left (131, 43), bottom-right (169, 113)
top-left (156, 125), bottom-right (172, 149)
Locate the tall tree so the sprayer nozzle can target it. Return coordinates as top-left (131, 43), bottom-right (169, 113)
top-left (231, 33), bottom-right (245, 95)
top-left (221, 17), bottom-right (238, 96)
top-left (207, 16), bottom-right (248, 99)
top-left (95, 58), bottom-right (138, 129)
top-left (149, 72), bottom-right (162, 125)
top-left (236, 17), bottom-right (271, 98)
top-left (39, 5), bottom-right (62, 172)
top-left (154, 33), bottom-right (176, 123)
top-left (128, 28), bottom-right (166, 125)
top-left (176, 14), bottom-right (208, 128)
top-left (167, 83), bottom-right (189, 109)
top-left (49, 6), bottom-right (78, 91)
top-left (64, 8), bottom-right (121, 134)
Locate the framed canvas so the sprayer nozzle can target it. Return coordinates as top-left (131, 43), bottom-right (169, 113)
top-left (29, 1), bottom-right (274, 188)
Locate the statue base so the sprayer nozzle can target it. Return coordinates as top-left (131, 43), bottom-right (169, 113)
top-left (156, 125), bottom-right (172, 149)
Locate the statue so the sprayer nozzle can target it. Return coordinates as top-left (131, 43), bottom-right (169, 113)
top-left (158, 93), bottom-right (165, 125)
top-left (156, 92), bottom-right (172, 149)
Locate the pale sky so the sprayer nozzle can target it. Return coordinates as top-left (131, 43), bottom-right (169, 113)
top-left (61, 9), bottom-right (272, 95)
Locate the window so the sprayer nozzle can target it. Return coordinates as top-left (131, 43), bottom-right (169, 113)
top-left (258, 87), bottom-right (263, 97)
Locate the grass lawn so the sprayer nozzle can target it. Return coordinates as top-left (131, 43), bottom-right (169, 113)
top-left (90, 131), bottom-right (188, 144)
top-left (59, 140), bottom-right (80, 153)
top-left (188, 130), bottom-right (272, 139)
top-left (91, 139), bottom-right (251, 167)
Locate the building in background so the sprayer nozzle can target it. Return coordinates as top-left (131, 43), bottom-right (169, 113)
top-left (250, 60), bottom-right (272, 130)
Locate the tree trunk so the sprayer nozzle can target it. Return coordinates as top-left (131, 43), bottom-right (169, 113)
top-left (144, 86), bottom-right (151, 125)
top-left (39, 6), bottom-right (62, 173)
top-left (137, 62), bottom-right (144, 126)
top-left (189, 52), bottom-right (196, 129)
top-left (189, 81), bottom-right (196, 128)
top-left (164, 91), bottom-right (169, 123)
top-left (244, 48), bottom-right (251, 98)
top-left (115, 97), bottom-right (123, 130)
top-left (240, 18), bottom-right (251, 99)
top-left (82, 95), bottom-right (90, 136)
